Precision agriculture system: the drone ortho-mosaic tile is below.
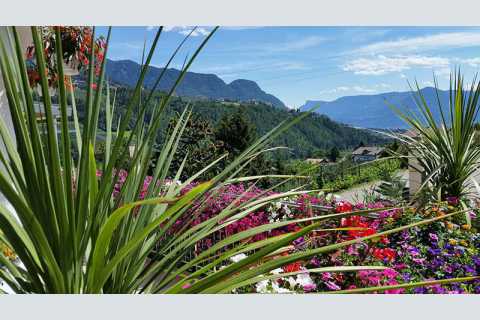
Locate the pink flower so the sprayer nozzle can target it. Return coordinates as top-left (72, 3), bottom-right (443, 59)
top-left (325, 281), bottom-right (341, 291)
top-left (321, 272), bottom-right (332, 281)
top-left (303, 283), bottom-right (317, 292)
top-left (383, 268), bottom-right (398, 279)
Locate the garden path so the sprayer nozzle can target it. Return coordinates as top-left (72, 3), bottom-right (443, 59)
top-left (336, 169), bottom-right (409, 203)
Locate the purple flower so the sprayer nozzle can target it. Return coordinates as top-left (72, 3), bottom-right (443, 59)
top-left (446, 196), bottom-right (459, 206)
top-left (429, 258), bottom-right (444, 269)
top-left (464, 265), bottom-right (477, 275)
top-left (473, 256), bottom-right (480, 266)
top-left (444, 265), bottom-right (453, 274)
top-left (407, 246), bottom-right (420, 256)
top-left (429, 233), bottom-right (439, 242)
top-left (413, 287), bottom-right (427, 294)
top-left (347, 244), bottom-right (359, 256)
top-left (430, 284), bottom-right (447, 294)
top-left (293, 236), bottom-right (305, 249)
top-left (310, 257), bottom-right (320, 267)
top-left (402, 273), bottom-right (411, 282)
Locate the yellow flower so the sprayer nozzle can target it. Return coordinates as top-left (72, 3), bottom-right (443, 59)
top-left (448, 239), bottom-right (458, 245)
top-left (461, 224), bottom-right (471, 230)
top-left (3, 248), bottom-right (13, 258)
top-left (446, 222), bottom-right (454, 230)
top-left (460, 240), bottom-right (468, 246)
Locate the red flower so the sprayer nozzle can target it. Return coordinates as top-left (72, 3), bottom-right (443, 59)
top-left (335, 201), bottom-right (353, 213)
top-left (341, 215), bottom-right (377, 239)
top-left (383, 248), bottom-right (396, 261)
top-left (372, 248), bottom-right (396, 262)
top-left (380, 235), bottom-right (390, 245)
top-left (282, 262), bottom-right (302, 273)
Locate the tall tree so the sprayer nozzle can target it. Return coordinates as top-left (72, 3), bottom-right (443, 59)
top-left (215, 110), bottom-right (273, 185)
top-left (328, 146), bottom-right (340, 162)
top-left (215, 110), bottom-right (256, 155)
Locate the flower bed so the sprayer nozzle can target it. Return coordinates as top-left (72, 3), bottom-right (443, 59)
top-left (96, 169), bottom-right (480, 293)
top-left (180, 189), bottom-right (480, 293)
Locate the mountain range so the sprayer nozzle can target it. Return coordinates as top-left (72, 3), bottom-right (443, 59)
top-left (300, 87), bottom-right (455, 129)
top-left (103, 59), bottom-right (286, 108)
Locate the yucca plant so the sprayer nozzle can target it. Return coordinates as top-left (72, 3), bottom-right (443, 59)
top-left (391, 73), bottom-right (480, 219)
top-left (0, 27), bottom-right (475, 294)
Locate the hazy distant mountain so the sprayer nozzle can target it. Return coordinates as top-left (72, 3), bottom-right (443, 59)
top-left (300, 87), bottom-right (455, 129)
top-left (104, 59), bottom-right (286, 108)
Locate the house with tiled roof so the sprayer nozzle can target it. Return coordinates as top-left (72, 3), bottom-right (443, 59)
top-left (351, 146), bottom-right (385, 163)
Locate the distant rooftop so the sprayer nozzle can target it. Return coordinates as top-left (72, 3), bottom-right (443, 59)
top-left (305, 158), bottom-right (330, 164)
top-left (352, 146), bottom-right (384, 156)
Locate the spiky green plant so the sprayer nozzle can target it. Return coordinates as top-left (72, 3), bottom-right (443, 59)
top-left (391, 73), bottom-right (480, 219)
top-left (0, 27), bottom-right (474, 294)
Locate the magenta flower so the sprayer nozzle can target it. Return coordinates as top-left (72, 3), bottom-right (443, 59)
top-left (429, 233), bottom-right (439, 242)
top-left (325, 281), bottom-right (341, 291)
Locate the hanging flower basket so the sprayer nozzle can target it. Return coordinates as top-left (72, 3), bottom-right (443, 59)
top-left (25, 26), bottom-right (106, 94)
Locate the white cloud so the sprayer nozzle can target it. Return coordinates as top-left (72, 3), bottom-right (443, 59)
top-left (343, 55), bottom-right (450, 75)
top-left (275, 62), bottom-right (309, 71)
top-left (273, 36), bottom-right (326, 52)
top-left (435, 67), bottom-right (452, 77)
top-left (197, 60), bottom-right (309, 79)
top-left (146, 26), bottom-right (155, 31)
top-left (354, 32), bottom-right (480, 55)
top-left (319, 83), bottom-right (391, 95)
top-left (460, 57), bottom-right (480, 67)
top-left (164, 26), bottom-right (211, 37)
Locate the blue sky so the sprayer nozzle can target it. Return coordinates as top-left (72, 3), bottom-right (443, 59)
top-left (97, 26), bottom-right (480, 108)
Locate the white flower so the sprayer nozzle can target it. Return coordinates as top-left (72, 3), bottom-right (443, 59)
top-left (271, 281), bottom-right (292, 294)
top-left (256, 280), bottom-right (270, 293)
top-left (296, 273), bottom-right (314, 287)
top-left (230, 253), bottom-right (247, 263)
top-left (287, 276), bottom-right (297, 288)
top-left (270, 268), bottom-right (283, 275)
